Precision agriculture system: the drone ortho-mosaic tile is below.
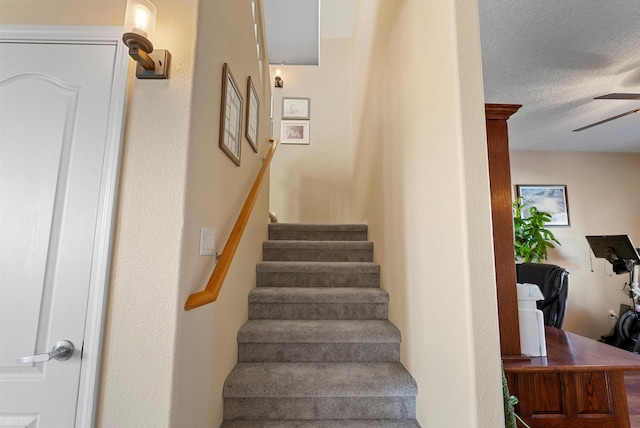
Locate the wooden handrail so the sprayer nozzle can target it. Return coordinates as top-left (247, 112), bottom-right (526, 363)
top-left (184, 139), bottom-right (279, 310)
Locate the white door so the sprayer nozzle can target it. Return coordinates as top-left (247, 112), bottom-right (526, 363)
top-left (0, 27), bottom-right (128, 427)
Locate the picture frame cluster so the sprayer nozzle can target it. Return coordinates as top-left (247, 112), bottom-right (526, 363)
top-left (219, 63), bottom-right (260, 166)
top-left (281, 97), bottom-right (311, 145)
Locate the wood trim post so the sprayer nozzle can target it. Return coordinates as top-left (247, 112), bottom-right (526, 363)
top-left (485, 104), bottom-right (522, 357)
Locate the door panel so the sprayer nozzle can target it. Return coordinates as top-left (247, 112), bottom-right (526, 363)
top-left (0, 38), bottom-right (121, 427)
top-left (1, 75), bottom-right (78, 370)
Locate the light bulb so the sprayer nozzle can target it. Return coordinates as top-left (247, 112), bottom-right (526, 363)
top-left (134, 6), bottom-right (150, 36)
top-left (123, 0), bottom-right (157, 42)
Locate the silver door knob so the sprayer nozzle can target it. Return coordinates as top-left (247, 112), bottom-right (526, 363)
top-left (17, 340), bottom-right (74, 364)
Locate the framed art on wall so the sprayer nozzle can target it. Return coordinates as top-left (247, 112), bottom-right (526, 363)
top-left (281, 120), bottom-right (310, 144)
top-left (219, 63), bottom-right (242, 165)
top-left (246, 76), bottom-right (259, 153)
top-left (516, 184), bottom-right (570, 226)
top-left (282, 97), bottom-right (310, 120)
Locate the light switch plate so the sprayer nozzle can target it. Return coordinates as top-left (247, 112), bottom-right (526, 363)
top-left (200, 228), bottom-right (215, 256)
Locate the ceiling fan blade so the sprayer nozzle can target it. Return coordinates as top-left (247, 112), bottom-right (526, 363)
top-left (594, 93), bottom-right (640, 100)
top-left (573, 108), bottom-right (640, 132)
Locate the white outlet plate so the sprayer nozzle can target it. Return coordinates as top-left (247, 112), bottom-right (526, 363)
top-left (200, 228), bottom-right (215, 256)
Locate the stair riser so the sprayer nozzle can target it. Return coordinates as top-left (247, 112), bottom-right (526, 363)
top-left (224, 396), bottom-right (416, 421)
top-left (249, 303), bottom-right (388, 320)
top-left (257, 271), bottom-right (380, 288)
top-left (269, 230), bottom-right (368, 241)
top-left (263, 248), bottom-right (373, 263)
top-left (238, 343), bottom-right (400, 362)
top-left (221, 421), bottom-right (421, 428)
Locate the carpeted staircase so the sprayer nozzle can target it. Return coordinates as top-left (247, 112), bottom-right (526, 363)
top-left (221, 224), bottom-right (420, 427)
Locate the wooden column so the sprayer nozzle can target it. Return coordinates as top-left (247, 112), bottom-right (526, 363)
top-left (485, 104), bottom-right (522, 357)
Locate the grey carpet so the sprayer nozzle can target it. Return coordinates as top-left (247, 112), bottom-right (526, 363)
top-left (222, 224), bottom-right (420, 427)
top-left (269, 223), bottom-right (368, 241)
top-left (256, 261), bottom-right (380, 288)
top-left (221, 421), bottom-right (421, 428)
top-left (262, 241), bottom-right (374, 263)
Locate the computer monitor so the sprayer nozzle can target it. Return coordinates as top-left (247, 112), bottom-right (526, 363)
top-left (586, 235), bottom-right (640, 263)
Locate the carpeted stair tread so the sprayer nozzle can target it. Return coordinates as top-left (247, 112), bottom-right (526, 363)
top-left (238, 320), bottom-right (400, 343)
top-left (248, 287), bottom-right (388, 303)
top-left (269, 223), bottom-right (368, 241)
top-left (263, 241), bottom-right (373, 262)
top-left (269, 224), bottom-right (368, 232)
top-left (237, 320), bottom-right (401, 362)
top-left (223, 362), bottom-right (418, 398)
top-left (223, 223), bottom-right (419, 425)
top-left (238, 342), bottom-right (399, 363)
top-left (257, 261), bottom-right (380, 288)
top-left (223, 397), bottom-right (416, 422)
top-left (221, 420), bottom-right (421, 427)
top-left (263, 241), bottom-right (373, 251)
top-left (248, 288), bottom-right (389, 320)
top-left (257, 261), bottom-right (380, 274)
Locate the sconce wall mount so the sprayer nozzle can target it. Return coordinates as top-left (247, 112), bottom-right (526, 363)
top-left (274, 69), bottom-right (283, 88)
top-left (122, 0), bottom-right (171, 79)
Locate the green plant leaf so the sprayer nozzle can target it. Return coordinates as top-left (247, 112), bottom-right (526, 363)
top-left (512, 197), bottom-right (561, 263)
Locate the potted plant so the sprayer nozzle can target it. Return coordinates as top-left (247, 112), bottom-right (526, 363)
top-left (513, 197), bottom-right (561, 263)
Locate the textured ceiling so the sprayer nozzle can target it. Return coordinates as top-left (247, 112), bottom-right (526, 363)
top-left (264, 0), bottom-right (640, 152)
top-left (479, 0), bottom-right (640, 152)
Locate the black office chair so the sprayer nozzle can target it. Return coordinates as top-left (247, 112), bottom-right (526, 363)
top-left (516, 263), bottom-right (570, 329)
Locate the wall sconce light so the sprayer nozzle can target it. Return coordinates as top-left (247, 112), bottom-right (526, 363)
top-left (122, 0), bottom-right (171, 79)
top-left (274, 69), bottom-right (283, 88)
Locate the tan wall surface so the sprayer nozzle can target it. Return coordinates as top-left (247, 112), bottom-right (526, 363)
top-left (269, 38), bottom-right (355, 224)
top-left (99, 2), bottom-right (200, 425)
top-left (351, 0), bottom-right (503, 426)
top-left (511, 151), bottom-right (640, 340)
top-left (0, 1), bottom-right (124, 26)
top-left (174, 0), bottom-right (272, 426)
top-left (1, 1), bottom-right (269, 426)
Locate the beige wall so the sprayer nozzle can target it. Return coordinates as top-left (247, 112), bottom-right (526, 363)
top-left (352, 0), bottom-right (503, 426)
top-left (99, 1), bottom-right (201, 425)
top-left (174, 0), bottom-right (272, 426)
top-left (269, 38), bottom-right (356, 223)
top-left (1, 1), bottom-right (270, 427)
top-left (0, 1), bottom-right (124, 26)
top-left (511, 151), bottom-right (640, 340)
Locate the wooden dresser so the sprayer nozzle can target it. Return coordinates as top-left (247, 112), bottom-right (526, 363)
top-left (504, 326), bottom-right (640, 427)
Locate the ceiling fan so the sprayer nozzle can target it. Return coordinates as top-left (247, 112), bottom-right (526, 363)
top-left (573, 93), bottom-right (640, 132)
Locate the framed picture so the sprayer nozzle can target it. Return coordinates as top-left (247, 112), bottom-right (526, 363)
top-left (281, 120), bottom-right (310, 145)
top-left (245, 76), bottom-right (259, 153)
top-left (516, 185), bottom-right (570, 226)
top-left (219, 63), bottom-right (242, 166)
top-left (282, 97), bottom-right (310, 120)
